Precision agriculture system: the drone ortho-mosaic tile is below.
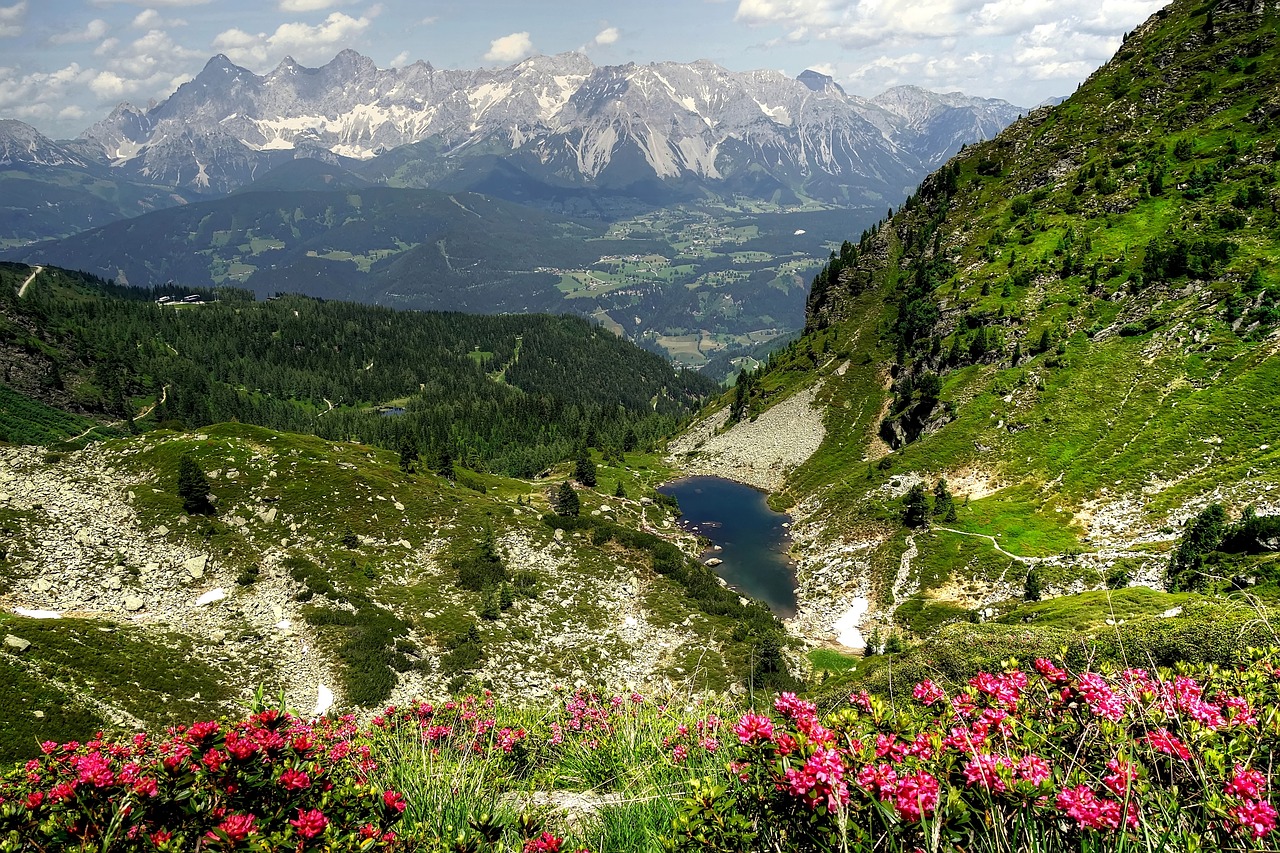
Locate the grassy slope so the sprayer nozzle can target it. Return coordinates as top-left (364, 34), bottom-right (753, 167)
top-left (756, 0), bottom-right (1280, 629)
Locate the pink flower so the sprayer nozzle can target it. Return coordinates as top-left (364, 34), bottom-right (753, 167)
top-left (383, 789), bottom-right (407, 813)
top-left (73, 751), bottom-right (115, 787)
top-left (1103, 757), bottom-right (1138, 797)
top-left (1034, 658), bottom-right (1070, 683)
top-left (670, 745), bottom-right (688, 765)
top-left (732, 713), bottom-right (775, 745)
top-left (279, 767), bottom-right (311, 791)
top-left (893, 771), bottom-right (940, 821)
top-left (290, 808), bottom-right (328, 839)
top-left (1015, 754), bottom-right (1052, 786)
top-left (1225, 766), bottom-right (1268, 800)
top-left (1228, 799), bottom-right (1278, 839)
top-left (1224, 696), bottom-right (1258, 727)
top-left (1056, 784), bottom-right (1137, 831)
top-left (206, 813), bottom-right (257, 845)
top-left (856, 762), bottom-right (898, 799)
top-left (963, 753), bottom-right (1011, 793)
top-left (774, 692), bottom-right (817, 720)
top-left (912, 679), bottom-right (947, 706)
top-left (1143, 728), bottom-right (1192, 761)
top-left (523, 832), bottom-right (564, 852)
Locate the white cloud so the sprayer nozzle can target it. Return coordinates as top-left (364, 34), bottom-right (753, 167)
top-left (484, 31), bottom-right (533, 63)
top-left (50, 18), bottom-right (110, 44)
top-left (90, 69), bottom-right (130, 98)
top-left (278, 0), bottom-right (341, 10)
top-left (0, 62), bottom-right (95, 119)
top-left (91, 0), bottom-right (210, 6)
top-left (390, 50), bottom-right (411, 67)
top-left (212, 12), bottom-right (374, 67)
top-left (0, 0), bottom-right (26, 38)
top-left (734, 0), bottom-right (1164, 100)
top-left (132, 9), bottom-right (187, 29)
top-left (58, 104), bottom-right (87, 120)
top-left (593, 26), bottom-right (619, 46)
top-left (94, 36), bottom-right (120, 55)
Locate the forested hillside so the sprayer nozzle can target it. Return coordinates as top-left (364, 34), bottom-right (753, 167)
top-left (0, 264), bottom-right (716, 475)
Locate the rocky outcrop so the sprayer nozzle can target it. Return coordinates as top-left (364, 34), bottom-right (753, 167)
top-left (666, 384), bottom-right (826, 492)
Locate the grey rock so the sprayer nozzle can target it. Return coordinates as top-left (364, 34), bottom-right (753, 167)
top-left (183, 555), bottom-right (208, 578)
top-left (4, 634), bottom-right (31, 653)
top-left (154, 525), bottom-right (169, 537)
top-left (123, 596), bottom-right (144, 611)
top-left (257, 507), bottom-right (277, 524)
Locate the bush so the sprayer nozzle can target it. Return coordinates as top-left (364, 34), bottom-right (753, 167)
top-left (453, 531), bottom-right (507, 592)
top-left (674, 652), bottom-right (1280, 852)
top-left (0, 699), bottom-right (410, 851)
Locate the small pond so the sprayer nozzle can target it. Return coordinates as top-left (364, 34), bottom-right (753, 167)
top-left (657, 475), bottom-right (797, 617)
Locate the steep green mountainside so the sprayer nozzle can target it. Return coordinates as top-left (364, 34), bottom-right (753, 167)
top-left (0, 264), bottom-right (716, 476)
top-left (691, 0), bottom-right (1280, 640)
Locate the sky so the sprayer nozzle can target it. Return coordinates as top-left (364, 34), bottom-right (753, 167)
top-left (1, 0), bottom-right (1168, 139)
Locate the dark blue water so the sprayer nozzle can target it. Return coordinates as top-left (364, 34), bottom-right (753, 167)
top-left (658, 476), bottom-right (797, 617)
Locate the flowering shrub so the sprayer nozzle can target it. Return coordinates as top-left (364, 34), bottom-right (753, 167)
top-left (0, 705), bottom-right (408, 852)
top-left (672, 651), bottom-right (1280, 851)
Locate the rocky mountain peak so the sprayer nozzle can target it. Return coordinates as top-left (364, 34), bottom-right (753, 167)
top-left (797, 69), bottom-right (846, 97)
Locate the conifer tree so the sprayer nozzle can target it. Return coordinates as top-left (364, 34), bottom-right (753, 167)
top-left (177, 454), bottom-right (213, 515)
top-left (933, 478), bottom-right (957, 523)
top-left (903, 483), bottom-right (930, 527)
top-left (552, 482), bottom-right (580, 517)
top-left (1024, 566), bottom-right (1042, 602)
top-left (574, 445), bottom-right (597, 487)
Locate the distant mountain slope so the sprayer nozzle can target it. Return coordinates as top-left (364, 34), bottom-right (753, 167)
top-left (0, 120), bottom-right (193, 247)
top-left (2, 188), bottom-right (625, 312)
top-left (681, 0), bottom-right (1280, 642)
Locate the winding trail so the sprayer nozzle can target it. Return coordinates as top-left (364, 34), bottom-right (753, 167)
top-left (66, 385), bottom-right (168, 443)
top-left (931, 525), bottom-right (1046, 563)
top-left (16, 265), bottom-right (42, 298)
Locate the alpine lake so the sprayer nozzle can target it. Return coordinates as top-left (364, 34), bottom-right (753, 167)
top-left (657, 476), bottom-right (798, 617)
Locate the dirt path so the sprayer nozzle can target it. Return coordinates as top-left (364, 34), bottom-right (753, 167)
top-left (66, 385), bottom-right (168, 443)
top-left (16, 265), bottom-right (42, 298)
top-left (931, 524), bottom-right (1047, 563)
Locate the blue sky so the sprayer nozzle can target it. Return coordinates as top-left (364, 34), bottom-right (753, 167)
top-left (2, 0), bottom-right (1167, 138)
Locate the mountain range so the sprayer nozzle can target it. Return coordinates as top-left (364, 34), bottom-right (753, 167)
top-left (2, 52), bottom-right (1026, 228)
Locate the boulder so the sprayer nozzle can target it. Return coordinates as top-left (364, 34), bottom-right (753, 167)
top-left (183, 555), bottom-right (208, 579)
top-left (4, 634), bottom-right (31, 653)
top-left (123, 596), bottom-right (144, 612)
